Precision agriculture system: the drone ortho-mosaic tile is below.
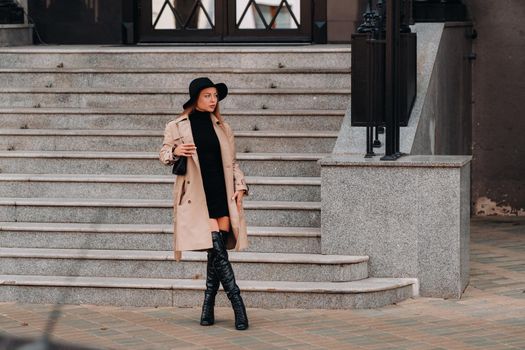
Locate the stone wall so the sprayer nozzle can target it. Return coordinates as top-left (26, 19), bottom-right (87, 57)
top-left (411, 22), bottom-right (473, 156)
top-left (320, 155), bottom-right (472, 298)
top-left (326, 0), bottom-right (366, 43)
top-left (463, 0), bottom-right (525, 216)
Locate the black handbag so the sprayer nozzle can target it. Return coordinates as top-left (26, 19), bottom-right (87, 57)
top-left (171, 122), bottom-right (187, 175)
top-left (172, 156), bottom-right (187, 175)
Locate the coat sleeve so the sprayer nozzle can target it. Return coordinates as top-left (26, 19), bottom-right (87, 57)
top-left (159, 122), bottom-right (180, 166)
top-left (224, 122), bottom-right (249, 195)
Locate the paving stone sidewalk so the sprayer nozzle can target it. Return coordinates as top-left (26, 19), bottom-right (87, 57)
top-left (0, 217), bottom-right (524, 350)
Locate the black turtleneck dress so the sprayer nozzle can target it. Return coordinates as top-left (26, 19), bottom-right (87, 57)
top-left (189, 109), bottom-right (230, 218)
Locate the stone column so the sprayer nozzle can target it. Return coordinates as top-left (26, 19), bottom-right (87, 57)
top-left (319, 155), bottom-right (471, 298)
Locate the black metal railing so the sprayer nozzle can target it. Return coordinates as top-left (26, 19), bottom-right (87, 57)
top-left (351, 0), bottom-right (416, 160)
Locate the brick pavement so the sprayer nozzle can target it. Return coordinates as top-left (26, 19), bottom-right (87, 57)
top-left (0, 217), bottom-right (524, 350)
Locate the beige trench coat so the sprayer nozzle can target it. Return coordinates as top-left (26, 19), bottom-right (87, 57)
top-left (159, 112), bottom-right (249, 261)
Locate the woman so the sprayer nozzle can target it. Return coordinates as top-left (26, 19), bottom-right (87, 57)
top-left (159, 77), bottom-right (250, 331)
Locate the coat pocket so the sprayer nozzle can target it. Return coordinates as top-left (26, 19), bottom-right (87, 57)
top-left (177, 177), bottom-right (187, 206)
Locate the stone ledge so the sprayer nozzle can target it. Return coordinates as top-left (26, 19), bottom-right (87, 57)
top-left (0, 128), bottom-right (338, 138)
top-left (0, 86), bottom-right (352, 94)
top-left (319, 154), bottom-right (472, 168)
top-left (0, 221), bottom-right (320, 237)
top-left (0, 247), bottom-right (367, 264)
top-left (0, 274), bottom-right (412, 294)
top-left (0, 45), bottom-right (351, 53)
top-left (0, 24), bottom-right (33, 47)
top-left (0, 67), bottom-right (351, 73)
top-left (0, 197), bottom-right (321, 210)
top-left (0, 107), bottom-right (346, 115)
top-left (0, 24), bottom-right (31, 29)
top-left (0, 150), bottom-right (329, 160)
top-left (0, 174), bottom-right (321, 185)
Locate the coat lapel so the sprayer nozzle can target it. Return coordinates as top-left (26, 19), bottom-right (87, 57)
top-left (175, 114), bottom-right (201, 176)
top-left (211, 113), bottom-right (231, 163)
top-left (211, 113), bottom-right (234, 191)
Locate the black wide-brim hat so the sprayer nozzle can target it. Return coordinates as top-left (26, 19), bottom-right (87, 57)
top-left (183, 77), bottom-right (228, 109)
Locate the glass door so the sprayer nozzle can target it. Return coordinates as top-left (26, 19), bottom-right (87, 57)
top-left (138, 0), bottom-right (223, 43)
top-left (226, 0), bottom-right (311, 42)
top-left (137, 0), bottom-right (312, 43)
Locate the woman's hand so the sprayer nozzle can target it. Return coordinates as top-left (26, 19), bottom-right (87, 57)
top-left (173, 143), bottom-right (196, 157)
top-left (232, 190), bottom-right (246, 208)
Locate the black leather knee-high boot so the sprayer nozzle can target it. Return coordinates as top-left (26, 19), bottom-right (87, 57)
top-left (200, 245), bottom-right (220, 326)
top-left (211, 230), bottom-right (249, 330)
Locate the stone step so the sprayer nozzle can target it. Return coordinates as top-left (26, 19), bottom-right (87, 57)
top-left (0, 222), bottom-right (321, 253)
top-left (0, 151), bottom-right (327, 176)
top-left (0, 129), bottom-right (337, 153)
top-left (0, 274), bottom-right (414, 309)
top-left (0, 197), bottom-right (321, 227)
top-left (0, 45), bottom-right (352, 69)
top-left (0, 248), bottom-right (367, 282)
top-left (0, 174), bottom-right (321, 202)
top-left (0, 108), bottom-right (345, 131)
top-left (0, 87), bottom-right (351, 110)
top-left (0, 68), bottom-right (351, 89)
top-left (0, 25), bottom-right (33, 47)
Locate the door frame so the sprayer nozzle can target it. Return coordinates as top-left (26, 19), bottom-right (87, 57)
top-left (225, 0), bottom-right (312, 42)
top-left (137, 0), bottom-right (224, 43)
top-left (136, 0), bottom-right (315, 43)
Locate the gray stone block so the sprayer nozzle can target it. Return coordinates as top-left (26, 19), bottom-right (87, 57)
top-left (0, 229), bottom-right (322, 253)
top-left (0, 275), bottom-right (413, 309)
top-left (0, 88), bottom-right (351, 110)
top-left (0, 179), bottom-right (171, 200)
top-left (0, 46), bottom-right (351, 69)
top-left (0, 198), bottom-right (320, 226)
top-left (0, 249), bottom-right (367, 282)
top-left (0, 25), bottom-right (33, 47)
top-left (237, 133), bottom-right (336, 153)
top-left (459, 164), bottom-right (470, 293)
top-left (0, 109), bottom-right (176, 130)
top-left (236, 284), bottom-right (413, 309)
top-left (0, 152), bottom-right (325, 177)
top-left (222, 112), bottom-right (345, 132)
top-left (0, 229), bottom-right (171, 251)
top-left (0, 109), bottom-right (344, 131)
top-left (0, 70), bottom-right (351, 89)
top-left (0, 175), bottom-right (320, 202)
top-left (246, 234), bottom-right (321, 254)
top-left (244, 207), bottom-right (320, 227)
top-left (0, 130), bottom-right (336, 153)
top-left (0, 285), bottom-right (173, 307)
top-left (319, 155), bottom-right (471, 298)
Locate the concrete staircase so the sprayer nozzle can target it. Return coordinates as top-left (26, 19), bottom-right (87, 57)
top-left (0, 46), bottom-right (414, 309)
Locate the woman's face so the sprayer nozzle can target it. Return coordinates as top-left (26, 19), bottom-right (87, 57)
top-left (195, 87), bottom-right (218, 112)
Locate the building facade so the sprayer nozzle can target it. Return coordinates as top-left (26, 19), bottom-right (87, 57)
top-left (22, 0), bottom-right (376, 44)
top-left (5, 0), bottom-right (525, 215)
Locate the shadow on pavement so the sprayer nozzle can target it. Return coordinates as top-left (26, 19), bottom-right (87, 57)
top-left (0, 334), bottom-right (101, 350)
